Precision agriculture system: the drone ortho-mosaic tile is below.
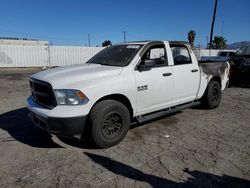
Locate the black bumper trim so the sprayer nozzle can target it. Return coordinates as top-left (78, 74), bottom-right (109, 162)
top-left (28, 110), bottom-right (87, 139)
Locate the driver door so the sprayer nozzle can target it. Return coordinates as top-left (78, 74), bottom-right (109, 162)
top-left (133, 43), bottom-right (174, 115)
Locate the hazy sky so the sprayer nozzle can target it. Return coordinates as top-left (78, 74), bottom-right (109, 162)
top-left (0, 0), bottom-right (249, 46)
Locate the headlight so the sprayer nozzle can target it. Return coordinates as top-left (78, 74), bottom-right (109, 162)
top-left (54, 89), bottom-right (89, 105)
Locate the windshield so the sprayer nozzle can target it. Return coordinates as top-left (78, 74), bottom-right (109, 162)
top-left (87, 44), bottom-right (143, 66)
top-left (236, 46), bottom-right (250, 56)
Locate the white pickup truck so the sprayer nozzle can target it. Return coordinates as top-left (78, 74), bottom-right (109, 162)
top-left (27, 41), bottom-right (230, 148)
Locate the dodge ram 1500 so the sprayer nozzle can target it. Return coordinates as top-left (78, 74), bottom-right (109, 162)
top-left (27, 41), bottom-right (230, 148)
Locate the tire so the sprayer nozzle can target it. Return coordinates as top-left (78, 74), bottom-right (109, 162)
top-left (202, 81), bottom-right (221, 109)
top-left (89, 100), bottom-right (130, 148)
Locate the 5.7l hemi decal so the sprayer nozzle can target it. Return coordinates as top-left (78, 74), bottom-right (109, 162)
top-left (137, 85), bottom-right (148, 91)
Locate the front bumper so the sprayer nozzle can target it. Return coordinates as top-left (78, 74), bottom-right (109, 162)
top-left (26, 96), bottom-right (88, 139)
top-left (28, 110), bottom-right (87, 139)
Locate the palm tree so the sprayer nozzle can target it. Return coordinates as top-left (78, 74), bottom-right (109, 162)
top-left (102, 40), bottom-right (112, 47)
top-left (212, 36), bottom-right (227, 49)
top-left (188, 30), bottom-right (196, 48)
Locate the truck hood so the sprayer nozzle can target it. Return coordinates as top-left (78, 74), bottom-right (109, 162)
top-left (31, 64), bottom-right (123, 88)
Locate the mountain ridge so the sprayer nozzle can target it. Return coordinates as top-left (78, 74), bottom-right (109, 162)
top-left (228, 41), bottom-right (250, 49)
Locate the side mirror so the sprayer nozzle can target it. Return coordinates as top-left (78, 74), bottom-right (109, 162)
top-left (137, 59), bottom-right (155, 72)
top-left (159, 56), bottom-right (166, 62)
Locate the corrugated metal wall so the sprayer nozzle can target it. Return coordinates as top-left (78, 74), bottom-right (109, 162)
top-left (0, 45), bottom-right (48, 67)
top-left (0, 44), bottom-right (229, 67)
top-left (0, 44), bottom-right (104, 67)
top-left (193, 49), bottom-right (220, 60)
top-left (49, 46), bottom-right (104, 66)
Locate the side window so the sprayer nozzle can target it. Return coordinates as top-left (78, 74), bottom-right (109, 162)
top-left (219, 52), bottom-right (227, 57)
top-left (229, 52), bottom-right (235, 57)
top-left (141, 45), bottom-right (168, 67)
top-left (170, 45), bottom-right (191, 65)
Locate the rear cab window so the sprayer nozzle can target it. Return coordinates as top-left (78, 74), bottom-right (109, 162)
top-left (219, 52), bottom-right (227, 57)
top-left (170, 44), bottom-right (192, 65)
top-left (229, 52), bottom-right (235, 57)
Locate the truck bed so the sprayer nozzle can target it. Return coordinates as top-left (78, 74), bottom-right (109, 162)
top-left (198, 61), bottom-right (229, 77)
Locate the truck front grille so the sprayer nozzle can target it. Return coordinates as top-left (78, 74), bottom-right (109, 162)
top-left (29, 79), bottom-right (57, 109)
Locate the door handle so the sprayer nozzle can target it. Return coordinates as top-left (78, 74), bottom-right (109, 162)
top-left (163, 73), bottom-right (172, 77)
top-left (191, 69), bottom-right (198, 72)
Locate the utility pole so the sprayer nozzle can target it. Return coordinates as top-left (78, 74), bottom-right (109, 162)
top-left (209, 0), bottom-right (218, 49)
top-left (88, 33), bottom-right (91, 47)
top-left (221, 21), bottom-right (224, 48)
top-left (221, 21), bottom-right (224, 37)
top-left (123, 31), bottom-right (126, 42)
top-left (206, 36), bottom-right (209, 48)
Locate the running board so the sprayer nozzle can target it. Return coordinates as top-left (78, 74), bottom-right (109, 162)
top-left (136, 101), bottom-right (201, 124)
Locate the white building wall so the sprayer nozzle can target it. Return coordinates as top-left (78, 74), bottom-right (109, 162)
top-left (0, 44), bottom-right (234, 68)
top-left (0, 44), bottom-right (104, 67)
top-left (0, 45), bottom-right (48, 67)
top-left (49, 46), bottom-right (103, 67)
top-left (0, 39), bottom-right (49, 45)
top-left (193, 49), bottom-right (220, 60)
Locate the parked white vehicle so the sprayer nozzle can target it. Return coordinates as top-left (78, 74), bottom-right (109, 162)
top-left (27, 41), bottom-right (230, 148)
top-left (201, 50), bottom-right (235, 61)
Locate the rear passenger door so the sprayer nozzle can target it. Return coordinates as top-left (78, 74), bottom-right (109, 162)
top-left (170, 44), bottom-right (200, 104)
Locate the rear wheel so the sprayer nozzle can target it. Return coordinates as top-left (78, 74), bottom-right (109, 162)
top-left (89, 100), bottom-right (130, 148)
top-left (202, 80), bottom-right (221, 109)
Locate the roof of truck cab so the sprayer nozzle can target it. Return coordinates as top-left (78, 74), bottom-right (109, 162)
top-left (169, 41), bottom-right (189, 45)
top-left (116, 41), bottom-right (151, 45)
top-left (115, 40), bottom-right (189, 45)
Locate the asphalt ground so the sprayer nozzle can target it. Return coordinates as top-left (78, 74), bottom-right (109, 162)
top-left (0, 68), bottom-right (249, 188)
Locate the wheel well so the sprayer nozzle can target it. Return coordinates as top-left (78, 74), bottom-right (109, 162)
top-left (210, 76), bottom-right (221, 86)
top-left (202, 76), bottom-right (222, 99)
top-left (93, 94), bottom-right (134, 119)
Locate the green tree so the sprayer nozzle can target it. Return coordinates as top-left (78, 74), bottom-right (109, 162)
top-left (102, 40), bottom-right (112, 47)
top-left (188, 30), bottom-right (196, 48)
top-left (212, 36), bottom-right (227, 49)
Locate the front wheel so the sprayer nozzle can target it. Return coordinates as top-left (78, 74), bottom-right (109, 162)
top-left (89, 100), bottom-right (130, 148)
top-left (202, 81), bottom-right (221, 109)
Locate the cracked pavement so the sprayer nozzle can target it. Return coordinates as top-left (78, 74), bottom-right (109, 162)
top-left (0, 68), bottom-right (249, 188)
